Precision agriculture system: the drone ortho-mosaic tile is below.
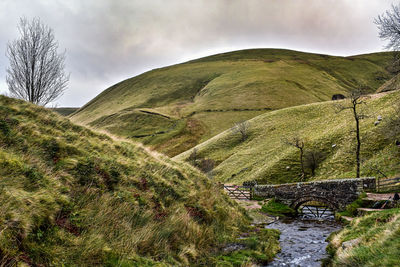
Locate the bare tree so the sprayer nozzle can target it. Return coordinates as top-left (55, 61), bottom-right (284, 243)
top-left (6, 17), bottom-right (69, 106)
top-left (283, 136), bottom-right (306, 181)
top-left (231, 121), bottom-right (250, 142)
top-left (375, 4), bottom-right (400, 73)
top-left (335, 88), bottom-right (367, 178)
top-left (188, 148), bottom-right (198, 166)
top-left (199, 158), bottom-right (215, 179)
top-left (304, 150), bottom-right (325, 176)
top-left (375, 4), bottom-right (400, 51)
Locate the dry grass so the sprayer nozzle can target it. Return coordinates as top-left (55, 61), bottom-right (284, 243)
top-left (0, 95), bottom-right (249, 266)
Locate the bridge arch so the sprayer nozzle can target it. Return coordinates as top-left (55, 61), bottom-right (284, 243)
top-left (290, 195), bottom-right (339, 211)
top-left (254, 177), bottom-right (376, 211)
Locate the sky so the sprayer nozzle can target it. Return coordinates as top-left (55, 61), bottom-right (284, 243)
top-left (0, 0), bottom-right (396, 107)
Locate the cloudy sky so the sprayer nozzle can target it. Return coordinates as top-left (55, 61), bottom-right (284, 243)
top-left (0, 0), bottom-right (396, 107)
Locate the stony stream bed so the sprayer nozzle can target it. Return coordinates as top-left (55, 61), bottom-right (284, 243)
top-left (265, 218), bottom-right (341, 266)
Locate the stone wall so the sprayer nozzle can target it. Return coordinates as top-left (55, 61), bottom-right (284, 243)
top-left (254, 177), bottom-right (376, 210)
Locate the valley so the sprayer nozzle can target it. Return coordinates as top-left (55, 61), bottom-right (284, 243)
top-left (2, 49), bottom-right (400, 266)
top-left (70, 49), bottom-right (395, 157)
top-left (3, 1), bottom-right (400, 266)
top-left (67, 49), bottom-right (400, 266)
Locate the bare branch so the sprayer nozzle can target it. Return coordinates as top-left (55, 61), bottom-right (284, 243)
top-left (333, 87), bottom-right (368, 178)
top-left (231, 120), bottom-right (250, 142)
top-left (375, 3), bottom-right (400, 51)
top-left (282, 136), bottom-right (306, 181)
top-left (5, 17), bottom-right (69, 106)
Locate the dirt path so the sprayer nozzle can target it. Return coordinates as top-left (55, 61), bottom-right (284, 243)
top-left (233, 199), bottom-right (277, 225)
top-left (235, 199), bottom-right (262, 210)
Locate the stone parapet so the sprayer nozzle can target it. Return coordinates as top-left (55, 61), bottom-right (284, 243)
top-left (254, 177), bottom-right (376, 210)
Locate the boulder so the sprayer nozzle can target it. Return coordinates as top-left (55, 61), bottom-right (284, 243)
top-left (341, 237), bottom-right (362, 250)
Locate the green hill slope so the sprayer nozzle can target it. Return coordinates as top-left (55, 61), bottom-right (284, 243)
top-left (329, 208), bottom-right (400, 266)
top-left (50, 107), bottom-right (79, 116)
top-left (175, 90), bottom-right (400, 184)
top-left (0, 96), bottom-right (247, 266)
top-left (70, 49), bottom-right (395, 156)
top-left (377, 73), bottom-right (400, 93)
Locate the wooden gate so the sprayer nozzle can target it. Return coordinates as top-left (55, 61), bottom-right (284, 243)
top-left (223, 185), bottom-right (253, 200)
top-left (377, 177), bottom-right (400, 192)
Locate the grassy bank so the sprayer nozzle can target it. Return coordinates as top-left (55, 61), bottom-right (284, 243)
top-left (326, 208), bottom-right (400, 266)
top-left (212, 228), bottom-right (280, 266)
top-left (0, 95), bottom-right (251, 266)
top-left (260, 199), bottom-right (296, 218)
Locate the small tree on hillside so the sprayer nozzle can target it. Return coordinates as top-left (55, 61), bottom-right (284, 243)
top-left (304, 150), bottom-right (325, 176)
top-left (188, 148), bottom-right (198, 166)
top-left (199, 158), bottom-right (215, 179)
top-left (231, 121), bottom-right (250, 142)
top-left (6, 17), bottom-right (69, 106)
top-left (282, 136), bottom-right (306, 181)
top-left (335, 88), bottom-right (368, 178)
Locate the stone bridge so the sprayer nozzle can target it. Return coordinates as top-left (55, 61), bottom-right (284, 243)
top-left (254, 177), bottom-right (376, 210)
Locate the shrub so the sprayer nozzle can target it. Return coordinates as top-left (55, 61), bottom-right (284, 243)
top-left (42, 138), bottom-right (62, 163)
top-left (75, 158), bottom-right (97, 187)
top-left (199, 158), bottom-right (215, 173)
top-left (231, 121), bottom-right (250, 142)
top-left (0, 119), bottom-right (11, 136)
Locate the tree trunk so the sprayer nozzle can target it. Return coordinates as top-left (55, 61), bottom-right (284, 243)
top-left (300, 147), bottom-right (305, 181)
top-left (353, 105), bottom-right (361, 178)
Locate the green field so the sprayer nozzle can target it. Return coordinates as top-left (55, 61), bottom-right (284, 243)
top-left (0, 96), bottom-right (250, 265)
top-left (175, 90), bottom-right (400, 184)
top-left (71, 49), bottom-right (395, 156)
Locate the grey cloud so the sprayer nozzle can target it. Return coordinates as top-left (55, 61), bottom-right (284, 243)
top-left (0, 0), bottom-right (395, 106)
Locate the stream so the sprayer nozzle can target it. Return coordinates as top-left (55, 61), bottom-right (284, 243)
top-left (265, 208), bottom-right (342, 267)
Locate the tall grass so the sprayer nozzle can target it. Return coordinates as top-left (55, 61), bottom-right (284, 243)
top-left (328, 209), bottom-right (400, 267)
top-left (0, 95), bottom-right (248, 265)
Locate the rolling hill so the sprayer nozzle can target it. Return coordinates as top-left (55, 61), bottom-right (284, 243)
top-left (175, 90), bottom-right (400, 184)
top-left (70, 49), bottom-right (395, 156)
top-left (0, 95), bottom-right (248, 265)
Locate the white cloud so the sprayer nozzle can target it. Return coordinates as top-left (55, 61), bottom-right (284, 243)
top-left (0, 0), bottom-right (395, 106)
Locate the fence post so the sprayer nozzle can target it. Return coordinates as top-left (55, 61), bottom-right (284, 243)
top-left (376, 177), bottom-right (380, 193)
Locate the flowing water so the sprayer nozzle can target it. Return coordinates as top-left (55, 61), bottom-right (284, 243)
top-left (265, 208), bottom-right (342, 267)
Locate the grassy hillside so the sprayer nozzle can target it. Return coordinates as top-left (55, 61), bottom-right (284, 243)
top-left (327, 208), bottom-right (400, 266)
top-left (50, 107), bottom-right (80, 116)
top-left (0, 96), bottom-right (249, 266)
top-left (377, 73), bottom-right (400, 93)
top-left (175, 90), bottom-right (400, 185)
top-left (70, 49), bottom-right (395, 156)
